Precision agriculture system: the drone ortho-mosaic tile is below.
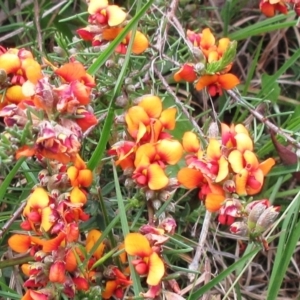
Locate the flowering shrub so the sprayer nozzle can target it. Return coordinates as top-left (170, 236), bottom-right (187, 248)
top-left (0, 0), bottom-right (299, 299)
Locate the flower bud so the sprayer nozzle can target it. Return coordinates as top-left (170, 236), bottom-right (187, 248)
top-left (246, 200), bottom-right (270, 230)
top-left (223, 180), bottom-right (236, 193)
top-left (115, 95), bottom-right (128, 107)
top-left (0, 68), bottom-right (7, 84)
top-left (253, 206), bottom-right (280, 235)
top-left (152, 199), bottom-right (162, 210)
top-left (230, 221), bottom-right (248, 236)
top-left (126, 84), bottom-right (135, 92)
top-left (165, 202), bottom-right (175, 213)
top-left (145, 190), bottom-right (155, 200)
top-left (105, 60), bottom-right (115, 68)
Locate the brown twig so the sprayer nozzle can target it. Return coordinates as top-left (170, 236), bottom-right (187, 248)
top-left (34, 0), bottom-right (43, 54)
top-left (0, 201), bottom-right (26, 238)
top-left (227, 89), bottom-right (300, 149)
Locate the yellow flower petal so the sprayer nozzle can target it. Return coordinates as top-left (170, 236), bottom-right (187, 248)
top-left (215, 156), bottom-right (229, 183)
top-left (235, 169), bottom-right (248, 195)
top-left (182, 131), bottom-right (200, 153)
top-left (124, 233), bottom-right (152, 257)
top-left (148, 163), bottom-right (169, 190)
top-left (228, 150), bottom-right (244, 173)
top-left (156, 139), bottom-right (183, 165)
top-left (159, 107), bottom-right (176, 130)
top-left (106, 5), bottom-right (127, 27)
top-left (88, 0), bottom-right (108, 14)
top-left (86, 230), bottom-right (105, 260)
top-left (235, 133), bottom-right (253, 152)
top-left (138, 95), bottom-right (162, 118)
top-left (131, 30), bottom-right (149, 54)
top-left (259, 157), bottom-right (275, 176)
top-left (147, 252), bottom-right (165, 286)
top-left (41, 207), bottom-right (54, 232)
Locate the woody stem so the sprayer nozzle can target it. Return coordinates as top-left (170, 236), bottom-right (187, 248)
top-left (188, 210), bottom-right (212, 282)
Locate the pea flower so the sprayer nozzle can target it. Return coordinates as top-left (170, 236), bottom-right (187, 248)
top-left (124, 232), bottom-right (165, 286)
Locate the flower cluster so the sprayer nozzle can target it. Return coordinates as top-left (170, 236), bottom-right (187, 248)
top-left (0, 46), bottom-right (43, 107)
top-left (0, 47), bottom-right (97, 164)
top-left (174, 28), bottom-right (240, 97)
top-left (177, 123), bottom-right (275, 214)
top-left (109, 95), bottom-right (182, 196)
top-left (7, 157), bottom-right (92, 299)
top-left (77, 0), bottom-right (149, 54)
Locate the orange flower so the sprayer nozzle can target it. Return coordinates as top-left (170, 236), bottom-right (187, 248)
top-left (177, 167), bottom-right (225, 212)
top-left (221, 123), bottom-right (253, 152)
top-left (102, 28), bottom-right (149, 54)
top-left (75, 107), bottom-right (98, 132)
top-left (0, 48), bottom-right (43, 103)
top-left (67, 154), bottom-right (93, 188)
top-left (21, 289), bottom-right (54, 300)
top-left (174, 63), bottom-right (197, 83)
top-left (195, 73), bottom-right (240, 96)
top-left (22, 187), bottom-right (55, 233)
top-left (134, 140), bottom-right (183, 168)
top-left (125, 95), bottom-right (176, 143)
top-left (228, 150), bottom-right (275, 195)
top-left (133, 162), bottom-right (169, 190)
top-left (124, 233), bottom-right (165, 286)
top-left (8, 232), bottom-right (66, 254)
top-left (85, 229), bottom-right (106, 260)
top-left (181, 133), bottom-right (228, 183)
top-left (102, 267), bottom-right (132, 299)
top-left (108, 141), bottom-right (136, 170)
top-left (259, 0), bottom-right (288, 17)
top-left (55, 61), bottom-right (95, 88)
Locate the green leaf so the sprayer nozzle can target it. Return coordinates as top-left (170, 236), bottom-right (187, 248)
top-left (267, 191), bottom-right (300, 299)
top-left (205, 40), bottom-right (237, 74)
top-left (261, 74), bottom-right (281, 103)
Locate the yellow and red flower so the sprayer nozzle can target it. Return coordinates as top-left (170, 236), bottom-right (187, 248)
top-left (125, 95), bottom-right (176, 143)
top-left (0, 48), bottom-right (43, 104)
top-left (228, 150), bottom-right (275, 195)
top-left (87, 0), bottom-right (127, 27)
top-left (124, 232), bottom-right (165, 286)
top-left (195, 73), bottom-right (240, 96)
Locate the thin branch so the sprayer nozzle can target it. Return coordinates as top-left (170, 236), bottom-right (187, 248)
top-left (34, 0), bottom-right (43, 54)
top-left (0, 201), bottom-right (26, 238)
top-left (188, 210), bottom-right (212, 282)
top-left (227, 89), bottom-right (300, 149)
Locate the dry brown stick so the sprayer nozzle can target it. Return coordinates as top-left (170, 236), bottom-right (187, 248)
top-left (0, 201), bottom-right (26, 238)
top-left (34, 0), bottom-right (43, 54)
top-left (227, 89), bottom-right (300, 149)
top-left (153, 66), bottom-right (204, 137)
